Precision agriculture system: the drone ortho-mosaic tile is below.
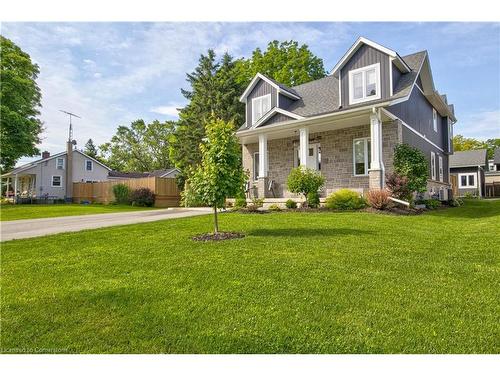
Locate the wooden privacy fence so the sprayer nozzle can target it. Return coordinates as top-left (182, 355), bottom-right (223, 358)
top-left (73, 177), bottom-right (180, 207)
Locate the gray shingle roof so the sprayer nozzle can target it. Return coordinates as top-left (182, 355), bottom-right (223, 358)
top-left (494, 148), bottom-right (500, 164)
top-left (237, 48), bottom-right (431, 133)
top-left (449, 149), bottom-right (488, 168)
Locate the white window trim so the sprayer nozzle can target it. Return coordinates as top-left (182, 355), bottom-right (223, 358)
top-left (348, 63), bottom-right (381, 105)
top-left (353, 137), bottom-right (371, 176)
top-left (430, 152), bottom-right (436, 180)
top-left (251, 94), bottom-right (271, 125)
top-left (438, 156), bottom-right (443, 182)
top-left (51, 175), bottom-right (63, 187)
top-left (85, 159), bottom-right (93, 171)
top-left (253, 152), bottom-right (259, 181)
top-left (432, 108), bottom-right (438, 132)
top-left (56, 157), bottom-right (65, 170)
top-left (458, 173), bottom-right (477, 188)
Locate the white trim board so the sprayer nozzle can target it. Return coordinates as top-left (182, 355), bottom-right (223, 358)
top-left (331, 37), bottom-right (410, 77)
top-left (239, 73), bottom-right (301, 102)
top-left (252, 107), bottom-right (304, 129)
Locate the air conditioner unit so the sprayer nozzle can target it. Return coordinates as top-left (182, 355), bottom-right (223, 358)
top-left (438, 188), bottom-right (448, 201)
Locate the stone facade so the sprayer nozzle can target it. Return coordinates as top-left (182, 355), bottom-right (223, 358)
top-left (241, 120), bottom-right (402, 198)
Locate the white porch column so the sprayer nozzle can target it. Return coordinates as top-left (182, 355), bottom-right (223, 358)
top-left (258, 133), bottom-right (268, 178)
top-left (14, 174), bottom-right (18, 201)
top-left (299, 127), bottom-right (309, 167)
top-left (369, 110), bottom-right (385, 189)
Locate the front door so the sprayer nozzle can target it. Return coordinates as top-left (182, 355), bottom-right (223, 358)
top-left (306, 144), bottom-right (320, 170)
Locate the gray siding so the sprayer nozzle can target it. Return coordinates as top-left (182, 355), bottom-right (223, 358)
top-left (246, 79), bottom-right (277, 125)
top-left (416, 75), bottom-right (423, 90)
top-left (392, 62), bottom-right (401, 94)
top-left (340, 44), bottom-right (391, 107)
top-left (388, 86), bottom-right (445, 149)
top-left (278, 93), bottom-right (295, 111)
top-left (450, 166), bottom-right (484, 197)
top-left (402, 126), bottom-right (449, 184)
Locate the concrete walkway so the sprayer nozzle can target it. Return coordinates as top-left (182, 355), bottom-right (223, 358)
top-left (0, 208), bottom-right (212, 241)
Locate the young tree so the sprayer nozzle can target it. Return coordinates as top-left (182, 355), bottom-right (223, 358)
top-left (189, 118), bottom-right (246, 234)
top-left (0, 36), bottom-right (43, 171)
top-left (100, 119), bottom-right (175, 172)
top-left (235, 40), bottom-right (327, 87)
top-left (286, 166), bottom-right (325, 206)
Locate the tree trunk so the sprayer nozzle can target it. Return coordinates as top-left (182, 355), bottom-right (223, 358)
top-left (213, 204), bottom-right (219, 234)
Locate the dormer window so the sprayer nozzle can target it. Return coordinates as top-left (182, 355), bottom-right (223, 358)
top-left (252, 94), bottom-right (271, 125)
top-left (348, 63), bottom-right (381, 105)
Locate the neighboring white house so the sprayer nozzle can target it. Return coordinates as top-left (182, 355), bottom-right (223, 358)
top-left (2, 141), bottom-right (111, 201)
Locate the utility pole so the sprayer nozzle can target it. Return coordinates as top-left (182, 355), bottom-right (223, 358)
top-left (59, 110), bottom-right (81, 202)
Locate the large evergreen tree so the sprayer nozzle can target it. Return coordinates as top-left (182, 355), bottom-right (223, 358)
top-left (0, 36), bottom-right (43, 171)
top-left (235, 40), bottom-right (327, 87)
top-left (169, 50), bottom-right (244, 180)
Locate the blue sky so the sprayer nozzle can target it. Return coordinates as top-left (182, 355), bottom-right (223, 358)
top-left (2, 22), bottom-right (499, 165)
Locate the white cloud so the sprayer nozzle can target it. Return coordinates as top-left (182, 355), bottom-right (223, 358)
top-left (150, 105), bottom-right (182, 117)
top-left (455, 110), bottom-right (500, 140)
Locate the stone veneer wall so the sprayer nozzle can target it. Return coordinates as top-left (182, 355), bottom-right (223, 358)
top-left (241, 120), bottom-right (402, 197)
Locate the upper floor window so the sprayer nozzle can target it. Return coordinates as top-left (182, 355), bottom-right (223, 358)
top-left (353, 138), bottom-right (371, 176)
top-left (252, 94), bottom-right (271, 125)
top-left (56, 157), bottom-right (64, 170)
top-left (432, 108), bottom-right (438, 132)
top-left (85, 160), bottom-right (93, 171)
top-left (348, 63), bottom-right (381, 105)
top-left (489, 161), bottom-right (496, 172)
top-left (438, 156), bottom-right (443, 182)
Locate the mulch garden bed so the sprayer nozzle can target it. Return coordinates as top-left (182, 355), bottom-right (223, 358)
top-left (192, 232), bottom-right (245, 242)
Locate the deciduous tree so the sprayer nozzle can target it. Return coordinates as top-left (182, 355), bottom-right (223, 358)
top-left (0, 36), bottom-right (43, 171)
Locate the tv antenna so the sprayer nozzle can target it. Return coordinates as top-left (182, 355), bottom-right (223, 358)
top-left (59, 110), bottom-right (81, 141)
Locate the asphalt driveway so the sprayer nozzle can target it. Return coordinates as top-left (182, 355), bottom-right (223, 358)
top-left (0, 207), bottom-right (212, 241)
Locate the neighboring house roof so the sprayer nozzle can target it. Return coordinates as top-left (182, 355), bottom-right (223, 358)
top-left (494, 148), bottom-right (500, 165)
top-left (449, 149), bottom-right (488, 168)
top-left (108, 168), bottom-right (180, 179)
top-left (1, 149), bottom-right (111, 177)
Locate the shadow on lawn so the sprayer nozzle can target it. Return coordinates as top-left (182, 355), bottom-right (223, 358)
top-left (248, 228), bottom-right (373, 237)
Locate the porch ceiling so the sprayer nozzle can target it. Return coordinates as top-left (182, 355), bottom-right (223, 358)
top-left (238, 108), bottom-right (394, 144)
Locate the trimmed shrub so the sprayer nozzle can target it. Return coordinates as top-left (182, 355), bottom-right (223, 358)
top-left (112, 183), bottom-right (130, 204)
top-left (325, 189), bottom-right (366, 210)
top-left (246, 197), bottom-right (264, 212)
top-left (425, 199), bottom-right (441, 210)
top-left (268, 204), bottom-right (281, 212)
top-left (393, 144), bottom-right (428, 195)
top-left (385, 172), bottom-right (412, 202)
top-left (287, 167), bottom-right (325, 202)
top-left (448, 198), bottom-right (463, 207)
top-left (306, 191), bottom-right (320, 208)
top-left (234, 195), bottom-right (247, 209)
top-left (366, 189), bottom-right (392, 210)
top-left (285, 199), bottom-right (297, 209)
top-left (130, 188), bottom-right (155, 207)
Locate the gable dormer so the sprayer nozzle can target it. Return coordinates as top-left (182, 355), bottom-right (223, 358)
top-left (332, 37), bottom-right (411, 108)
top-left (239, 73), bottom-right (301, 128)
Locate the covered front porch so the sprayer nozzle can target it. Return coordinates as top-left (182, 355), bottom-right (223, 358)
top-left (239, 108), bottom-right (400, 199)
top-left (1, 174), bottom-right (37, 202)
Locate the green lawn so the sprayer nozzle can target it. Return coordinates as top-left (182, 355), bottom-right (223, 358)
top-left (1, 200), bottom-right (499, 353)
top-left (0, 203), bottom-right (158, 221)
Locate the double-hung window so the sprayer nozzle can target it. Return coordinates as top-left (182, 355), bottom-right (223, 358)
top-left (51, 175), bottom-right (62, 187)
top-left (353, 138), bottom-right (371, 176)
top-left (252, 94), bottom-right (271, 125)
top-left (56, 157), bottom-right (64, 170)
top-left (430, 152), bottom-right (436, 180)
top-left (438, 156), bottom-right (443, 182)
top-left (253, 152), bottom-right (260, 181)
top-left (85, 160), bottom-right (93, 171)
top-left (458, 173), bottom-right (476, 188)
top-left (432, 108), bottom-right (438, 132)
top-left (349, 63), bottom-right (381, 105)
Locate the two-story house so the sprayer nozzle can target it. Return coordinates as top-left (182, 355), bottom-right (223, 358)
top-left (236, 37), bottom-right (456, 201)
